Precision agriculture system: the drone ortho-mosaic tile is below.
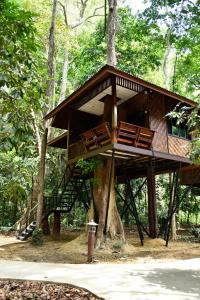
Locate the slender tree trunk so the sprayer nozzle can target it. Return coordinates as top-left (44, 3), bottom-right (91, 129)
top-left (107, 0), bottom-right (117, 66)
top-left (36, 0), bottom-right (57, 228)
top-left (59, 48), bottom-right (68, 102)
top-left (46, 0), bottom-right (57, 107)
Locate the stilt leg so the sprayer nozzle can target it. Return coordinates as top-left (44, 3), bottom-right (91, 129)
top-left (147, 160), bottom-right (157, 238)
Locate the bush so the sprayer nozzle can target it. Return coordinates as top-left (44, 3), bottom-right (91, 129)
top-left (112, 241), bottom-right (124, 250)
top-left (32, 228), bottom-right (44, 246)
top-left (191, 227), bottom-right (200, 242)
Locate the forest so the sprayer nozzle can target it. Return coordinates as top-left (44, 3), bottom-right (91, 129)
top-left (0, 0), bottom-right (200, 237)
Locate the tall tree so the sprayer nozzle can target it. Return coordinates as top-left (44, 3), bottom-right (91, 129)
top-left (36, 0), bottom-right (57, 228)
top-left (92, 0), bottom-right (125, 247)
top-left (107, 0), bottom-right (117, 66)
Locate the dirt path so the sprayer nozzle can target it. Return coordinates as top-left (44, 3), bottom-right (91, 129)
top-left (0, 231), bottom-right (199, 264)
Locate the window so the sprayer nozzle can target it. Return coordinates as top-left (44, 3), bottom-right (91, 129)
top-left (168, 119), bottom-right (191, 140)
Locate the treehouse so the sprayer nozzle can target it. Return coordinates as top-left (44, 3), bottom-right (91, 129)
top-left (18, 65), bottom-right (197, 242)
top-left (42, 65), bottom-right (200, 243)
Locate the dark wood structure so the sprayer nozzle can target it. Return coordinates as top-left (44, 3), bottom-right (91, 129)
top-left (44, 65), bottom-right (198, 241)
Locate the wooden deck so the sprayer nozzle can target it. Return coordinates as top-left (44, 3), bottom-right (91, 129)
top-left (68, 121), bottom-right (190, 178)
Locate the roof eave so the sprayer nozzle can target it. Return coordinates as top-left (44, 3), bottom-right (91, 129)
top-left (45, 64), bottom-right (197, 120)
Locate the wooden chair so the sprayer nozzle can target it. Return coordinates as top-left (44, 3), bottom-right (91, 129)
top-left (94, 122), bottom-right (111, 146)
top-left (81, 129), bottom-right (98, 152)
top-left (117, 121), bottom-right (140, 146)
top-left (136, 127), bottom-right (154, 149)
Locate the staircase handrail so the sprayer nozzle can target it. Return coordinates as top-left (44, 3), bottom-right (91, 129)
top-left (18, 203), bottom-right (38, 234)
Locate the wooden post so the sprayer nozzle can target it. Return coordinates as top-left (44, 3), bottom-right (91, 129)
top-left (67, 114), bottom-right (70, 163)
top-left (111, 76), bottom-right (117, 143)
top-left (147, 160), bottom-right (157, 238)
top-left (53, 210), bottom-right (61, 239)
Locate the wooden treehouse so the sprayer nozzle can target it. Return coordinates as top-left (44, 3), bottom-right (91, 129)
top-left (18, 65), bottom-right (199, 243)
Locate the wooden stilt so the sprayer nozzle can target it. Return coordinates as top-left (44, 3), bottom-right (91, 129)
top-left (147, 159), bottom-right (157, 238)
top-left (53, 210), bottom-right (61, 239)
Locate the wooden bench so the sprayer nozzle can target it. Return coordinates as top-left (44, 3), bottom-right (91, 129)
top-left (81, 122), bottom-right (111, 152)
top-left (117, 121), bottom-right (140, 146)
top-left (94, 122), bottom-right (111, 146)
top-left (117, 121), bottom-right (154, 149)
top-left (136, 127), bottom-right (154, 149)
top-left (81, 129), bottom-right (98, 152)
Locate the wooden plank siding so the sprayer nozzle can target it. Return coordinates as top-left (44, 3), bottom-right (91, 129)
top-left (168, 136), bottom-right (190, 158)
top-left (149, 93), bottom-right (168, 153)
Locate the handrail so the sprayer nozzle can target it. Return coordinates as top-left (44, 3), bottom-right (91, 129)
top-left (18, 203), bottom-right (38, 234)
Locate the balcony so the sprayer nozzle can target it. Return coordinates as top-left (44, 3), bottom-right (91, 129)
top-left (68, 121), bottom-right (155, 161)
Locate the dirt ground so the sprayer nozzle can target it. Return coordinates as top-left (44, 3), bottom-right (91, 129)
top-left (0, 229), bottom-right (199, 264)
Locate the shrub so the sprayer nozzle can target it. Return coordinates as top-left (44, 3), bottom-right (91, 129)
top-left (32, 228), bottom-right (44, 246)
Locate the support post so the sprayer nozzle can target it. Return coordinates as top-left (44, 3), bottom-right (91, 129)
top-left (111, 76), bottom-right (117, 143)
top-left (147, 160), bottom-right (157, 238)
top-left (66, 114), bottom-right (70, 162)
top-left (53, 210), bottom-right (61, 239)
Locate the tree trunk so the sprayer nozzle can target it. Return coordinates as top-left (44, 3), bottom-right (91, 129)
top-left (36, 0), bottom-right (57, 229)
top-left (90, 0), bottom-right (124, 247)
top-left (36, 126), bottom-right (48, 227)
top-left (93, 159), bottom-right (125, 248)
top-left (59, 48), bottom-right (68, 102)
top-left (171, 213), bottom-right (177, 240)
top-left (107, 0), bottom-right (117, 66)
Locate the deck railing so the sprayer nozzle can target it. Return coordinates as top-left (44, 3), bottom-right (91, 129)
top-left (68, 121), bottom-right (155, 160)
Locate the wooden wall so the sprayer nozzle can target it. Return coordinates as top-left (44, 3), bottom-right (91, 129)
top-left (168, 136), bottom-right (190, 157)
top-left (149, 92), bottom-right (168, 153)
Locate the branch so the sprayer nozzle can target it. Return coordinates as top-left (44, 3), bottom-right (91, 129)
top-left (79, 0), bottom-right (89, 19)
top-left (58, 1), bottom-right (68, 27)
top-left (72, 5), bottom-right (104, 29)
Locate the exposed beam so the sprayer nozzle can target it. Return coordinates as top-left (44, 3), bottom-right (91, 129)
top-left (68, 143), bottom-right (113, 164)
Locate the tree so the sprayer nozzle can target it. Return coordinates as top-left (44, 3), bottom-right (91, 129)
top-left (89, 0), bottom-right (125, 247)
top-left (36, 0), bottom-right (58, 228)
top-left (68, 7), bottom-right (164, 88)
top-left (139, 0), bottom-right (200, 94)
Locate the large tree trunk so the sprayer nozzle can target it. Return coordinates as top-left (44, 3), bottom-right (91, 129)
top-left (91, 0), bottom-right (124, 247)
top-left (93, 159), bottom-right (125, 248)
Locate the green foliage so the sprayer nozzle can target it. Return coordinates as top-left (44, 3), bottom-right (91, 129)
top-left (32, 228), bottom-right (44, 246)
top-left (112, 241), bottom-right (124, 250)
top-left (69, 7), bottom-right (164, 88)
top-left (191, 227), bottom-right (200, 242)
top-left (76, 158), bottom-right (103, 175)
top-left (139, 0), bottom-right (200, 97)
top-left (0, 149), bottom-right (38, 226)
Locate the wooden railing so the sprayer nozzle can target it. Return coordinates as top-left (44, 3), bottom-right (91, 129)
top-left (68, 121), bottom-right (155, 160)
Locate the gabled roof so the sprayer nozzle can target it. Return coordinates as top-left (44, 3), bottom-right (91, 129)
top-left (45, 64), bottom-right (197, 120)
